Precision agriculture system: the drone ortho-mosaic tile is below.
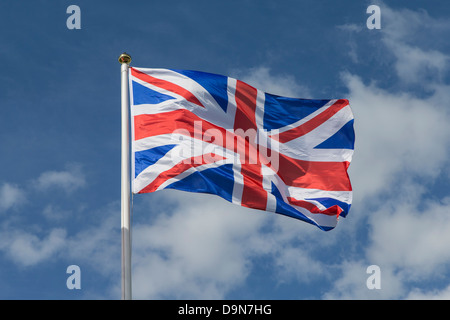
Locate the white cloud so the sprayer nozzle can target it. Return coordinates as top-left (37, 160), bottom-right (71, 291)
top-left (65, 204), bottom-right (120, 276)
top-left (406, 285), bottom-right (450, 300)
top-left (382, 6), bottom-right (450, 85)
top-left (131, 191), bottom-right (270, 299)
top-left (386, 41), bottom-right (449, 85)
top-left (337, 4), bottom-right (450, 85)
top-left (34, 163), bottom-right (86, 193)
top-left (0, 199), bottom-right (120, 300)
top-left (344, 72), bottom-right (450, 202)
top-left (337, 23), bottom-right (363, 33)
top-left (336, 23), bottom-right (363, 63)
top-left (274, 246), bottom-right (325, 284)
top-left (323, 260), bottom-right (404, 299)
top-left (381, 6), bottom-right (450, 47)
top-left (368, 197), bottom-right (450, 280)
top-left (0, 183), bottom-right (25, 212)
top-left (0, 228), bottom-right (67, 267)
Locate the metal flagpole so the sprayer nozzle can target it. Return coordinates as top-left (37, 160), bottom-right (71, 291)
top-left (119, 52), bottom-right (132, 300)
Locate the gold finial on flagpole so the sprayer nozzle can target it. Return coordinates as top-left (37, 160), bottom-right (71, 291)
top-left (118, 52), bottom-right (132, 64)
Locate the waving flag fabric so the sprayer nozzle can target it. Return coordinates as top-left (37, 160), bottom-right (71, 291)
top-left (129, 67), bottom-right (354, 231)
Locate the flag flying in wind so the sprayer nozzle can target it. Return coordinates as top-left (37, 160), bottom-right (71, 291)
top-left (129, 67), bottom-right (354, 231)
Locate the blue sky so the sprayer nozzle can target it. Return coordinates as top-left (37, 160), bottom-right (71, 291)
top-left (1, 0), bottom-right (450, 299)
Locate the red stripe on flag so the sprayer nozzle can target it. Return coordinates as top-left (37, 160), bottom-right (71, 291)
top-left (131, 68), bottom-right (204, 108)
top-left (134, 109), bottom-right (229, 141)
top-left (277, 152), bottom-right (352, 191)
top-left (233, 80), bottom-right (268, 208)
top-left (234, 80), bottom-right (258, 132)
top-left (287, 198), bottom-right (343, 217)
top-left (271, 99), bottom-right (349, 143)
top-left (240, 163), bottom-right (267, 210)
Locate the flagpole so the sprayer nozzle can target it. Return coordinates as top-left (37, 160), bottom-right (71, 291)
top-left (119, 52), bottom-right (132, 300)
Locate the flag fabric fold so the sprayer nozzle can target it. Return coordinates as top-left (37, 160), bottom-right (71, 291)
top-left (129, 67), bottom-right (354, 231)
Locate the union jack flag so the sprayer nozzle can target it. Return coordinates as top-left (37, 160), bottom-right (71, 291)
top-left (129, 67), bottom-right (354, 231)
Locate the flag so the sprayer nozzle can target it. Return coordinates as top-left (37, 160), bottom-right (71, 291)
top-left (129, 67), bottom-right (354, 231)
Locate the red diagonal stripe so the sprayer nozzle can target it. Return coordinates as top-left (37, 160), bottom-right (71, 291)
top-left (131, 68), bottom-right (204, 108)
top-left (271, 99), bottom-right (349, 143)
top-left (287, 198), bottom-right (343, 217)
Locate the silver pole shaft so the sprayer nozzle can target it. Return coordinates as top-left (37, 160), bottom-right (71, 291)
top-left (119, 53), bottom-right (132, 300)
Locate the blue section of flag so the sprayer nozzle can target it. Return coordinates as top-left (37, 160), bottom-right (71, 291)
top-left (165, 164), bottom-right (235, 202)
top-left (172, 69), bottom-right (229, 112)
top-left (314, 119), bottom-right (355, 150)
top-left (135, 145), bottom-right (176, 178)
top-left (263, 94), bottom-right (328, 131)
top-left (132, 80), bottom-right (175, 105)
